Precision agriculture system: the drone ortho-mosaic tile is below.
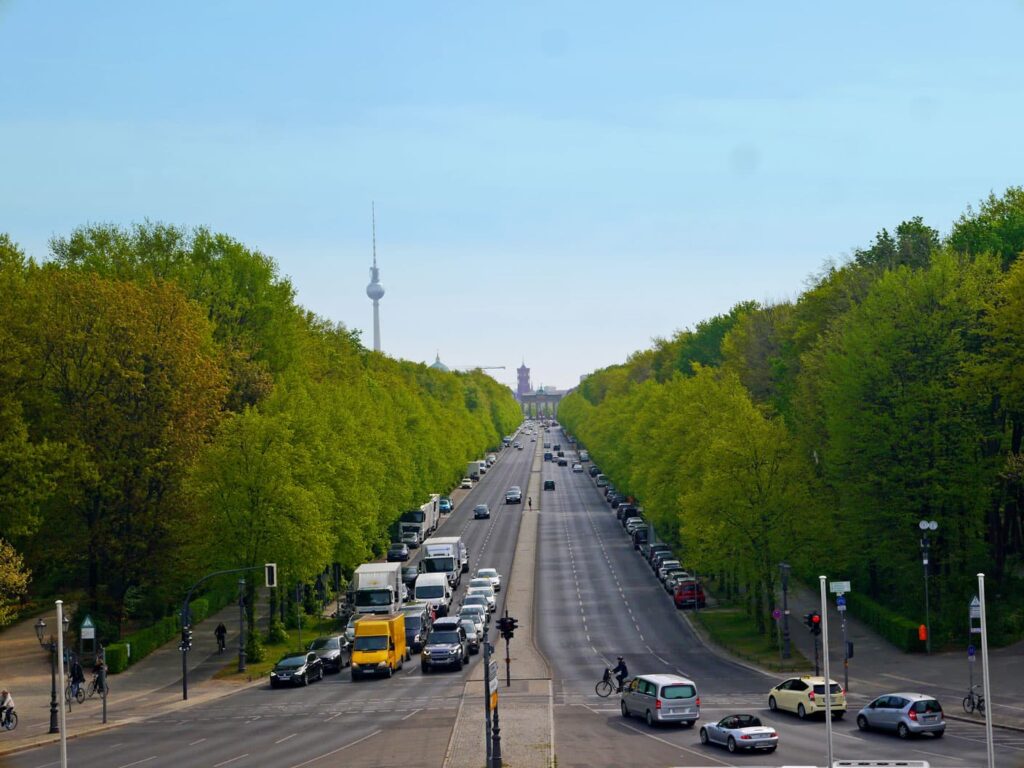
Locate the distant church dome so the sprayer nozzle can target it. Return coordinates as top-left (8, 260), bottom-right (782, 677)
top-left (430, 353), bottom-right (450, 373)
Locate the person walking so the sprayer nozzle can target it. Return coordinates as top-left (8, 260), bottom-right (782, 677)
top-left (528, 496), bottom-right (533, 511)
top-left (214, 622), bottom-right (227, 653)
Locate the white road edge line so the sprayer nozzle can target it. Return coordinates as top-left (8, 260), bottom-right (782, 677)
top-left (115, 758), bottom-right (158, 768)
top-left (275, 733), bottom-right (297, 744)
top-left (401, 708), bottom-right (421, 721)
top-left (286, 729), bottom-right (382, 768)
top-left (188, 738), bottom-right (206, 746)
top-left (915, 749), bottom-right (962, 761)
top-left (616, 721), bottom-right (731, 766)
top-left (213, 755), bottom-right (248, 767)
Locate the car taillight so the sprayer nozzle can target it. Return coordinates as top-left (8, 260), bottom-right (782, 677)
top-left (908, 709), bottom-right (918, 721)
top-left (740, 734), bottom-right (752, 740)
top-left (695, 697), bottom-right (700, 707)
top-left (808, 691), bottom-right (815, 700)
top-left (655, 699), bottom-right (662, 710)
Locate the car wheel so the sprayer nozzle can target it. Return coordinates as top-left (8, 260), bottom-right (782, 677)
top-left (766, 747), bottom-right (776, 753)
top-left (727, 736), bottom-right (737, 753)
top-left (385, 665), bottom-right (393, 679)
top-left (834, 710), bottom-right (844, 720)
top-left (797, 703), bottom-right (807, 719)
top-left (620, 701), bottom-right (630, 718)
top-left (699, 727), bottom-right (709, 744)
top-left (897, 722), bottom-right (910, 739)
top-left (350, 671), bottom-right (359, 682)
top-left (270, 681), bottom-right (278, 689)
top-left (934, 729), bottom-right (944, 738)
top-left (300, 673), bottom-right (308, 687)
top-left (768, 696), bottom-right (778, 712)
top-left (857, 714), bottom-right (869, 731)
top-left (421, 663), bottom-right (429, 674)
top-left (645, 710), bottom-right (655, 727)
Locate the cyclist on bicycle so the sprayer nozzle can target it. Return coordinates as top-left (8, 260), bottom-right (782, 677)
top-left (69, 656), bottom-right (85, 699)
top-left (0, 690), bottom-right (14, 726)
top-left (612, 656), bottom-right (628, 692)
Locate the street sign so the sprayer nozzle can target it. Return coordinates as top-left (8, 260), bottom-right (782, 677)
top-left (772, 608), bottom-right (781, 620)
top-left (836, 595), bottom-right (847, 612)
top-left (968, 645), bottom-right (976, 657)
top-left (970, 596), bottom-right (981, 619)
top-left (829, 581), bottom-right (851, 594)
top-left (81, 615), bottom-right (96, 640)
top-left (488, 661), bottom-right (498, 680)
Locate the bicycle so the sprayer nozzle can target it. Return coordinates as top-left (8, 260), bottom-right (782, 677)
top-left (595, 668), bottom-right (627, 698)
top-left (86, 673), bottom-right (108, 700)
top-left (963, 684), bottom-right (986, 715)
top-left (1, 708), bottom-right (17, 731)
top-left (65, 682), bottom-right (85, 705)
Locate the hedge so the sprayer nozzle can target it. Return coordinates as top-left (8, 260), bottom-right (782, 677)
top-left (846, 591), bottom-right (925, 652)
top-left (105, 643), bottom-right (129, 674)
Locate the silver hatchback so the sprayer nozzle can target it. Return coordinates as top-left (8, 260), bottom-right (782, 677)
top-left (621, 673), bottom-right (700, 727)
top-left (856, 692), bottom-right (945, 739)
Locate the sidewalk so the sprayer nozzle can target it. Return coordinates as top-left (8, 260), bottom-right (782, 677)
top-left (782, 581), bottom-right (1024, 731)
top-left (0, 599), bottom-right (259, 756)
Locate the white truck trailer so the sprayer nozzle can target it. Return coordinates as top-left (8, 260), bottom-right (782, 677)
top-left (352, 562), bottom-right (405, 615)
top-left (420, 536), bottom-right (468, 588)
top-left (399, 494), bottom-right (440, 544)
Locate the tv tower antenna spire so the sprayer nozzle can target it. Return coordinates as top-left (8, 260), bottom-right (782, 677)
top-left (365, 202), bottom-right (385, 352)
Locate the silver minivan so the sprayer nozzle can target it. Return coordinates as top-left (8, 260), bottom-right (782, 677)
top-left (596, 473), bottom-right (608, 487)
top-left (856, 692), bottom-right (945, 738)
top-left (621, 673), bottom-right (700, 727)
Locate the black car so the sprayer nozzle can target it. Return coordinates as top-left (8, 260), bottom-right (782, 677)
top-left (401, 565), bottom-right (420, 589)
top-left (557, 458), bottom-right (568, 467)
top-left (403, 607), bottom-right (430, 653)
top-left (589, 466), bottom-right (601, 477)
top-left (387, 542), bottom-right (410, 562)
top-left (307, 635), bottom-right (352, 673)
top-left (474, 504), bottom-right (491, 519)
top-left (270, 651), bottom-right (325, 687)
top-left (421, 617), bottom-right (468, 672)
top-left (543, 479), bottom-right (555, 490)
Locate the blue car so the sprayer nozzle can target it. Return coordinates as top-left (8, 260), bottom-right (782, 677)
top-left (439, 497), bottom-right (453, 513)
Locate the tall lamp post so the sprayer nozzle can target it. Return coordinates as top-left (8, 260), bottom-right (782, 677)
top-left (779, 562), bottom-right (791, 659)
top-left (34, 613), bottom-right (70, 734)
top-left (919, 520), bottom-right (938, 654)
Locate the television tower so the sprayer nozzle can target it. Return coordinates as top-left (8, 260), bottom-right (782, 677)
top-left (365, 202), bottom-right (385, 352)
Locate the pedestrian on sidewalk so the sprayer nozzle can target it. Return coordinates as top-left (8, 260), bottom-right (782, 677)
top-left (69, 655), bottom-right (85, 698)
top-left (214, 622), bottom-right (227, 653)
top-left (0, 689), bottom-right (14, 727)
top-left (528, 497), bottom-right (533, 510)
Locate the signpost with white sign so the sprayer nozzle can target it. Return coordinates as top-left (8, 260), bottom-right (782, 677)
top-left (829, 582), bottom-right (852, 693)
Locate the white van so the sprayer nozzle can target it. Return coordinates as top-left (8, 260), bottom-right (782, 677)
top-left (596, 474), bottom-right (609, 487)
top-left (414, 573), bottom-right (452, 617)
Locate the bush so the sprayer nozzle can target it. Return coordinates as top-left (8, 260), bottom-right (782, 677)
top-left (846, 592), bottom-right (924, 652)
top-left (105, 643), bottom-right (129, 674)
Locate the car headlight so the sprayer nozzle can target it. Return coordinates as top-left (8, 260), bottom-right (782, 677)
top-left (377, 661), bottom-right (387, 668)
top-left (423, 649), bottom-right (431, 656)
top-left (351, 662), bottom-right (360, 668)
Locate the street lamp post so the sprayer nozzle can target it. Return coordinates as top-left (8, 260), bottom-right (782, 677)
top-left (919, 520), bottom-right (938, 654)
top-left (34, 613), bottom-right (70, 734)
top-left (779, 562), bottom-right (791, 659)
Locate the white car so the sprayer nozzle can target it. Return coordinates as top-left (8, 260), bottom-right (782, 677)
top-left (458, 606), bottom-right (486, 637)
top-left (476, 568), bottom-right (502, 592)
top-left (572, 463), bottom-right (583, 472)
top-left (460, 477), bottom-right (473, 489)
top-left (467, 581), bottom-right (496, 612)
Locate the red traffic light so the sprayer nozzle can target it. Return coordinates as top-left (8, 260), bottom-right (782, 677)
top-left (811, 613), bottom-right (821, 624)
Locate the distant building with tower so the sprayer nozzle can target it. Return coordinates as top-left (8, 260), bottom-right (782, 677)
top-left (516, 360), bottom-right (570, 417)
top-left (516, 361), bottom-right (531, 400)
top-left (365, 203), bottom-right (384, 352)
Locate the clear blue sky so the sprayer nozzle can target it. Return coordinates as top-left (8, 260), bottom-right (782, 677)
top-left (3, 1), bottom-right (1022, 391)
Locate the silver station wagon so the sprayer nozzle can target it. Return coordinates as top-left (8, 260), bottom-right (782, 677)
top-left (621, 673), bottom-right (700, 727)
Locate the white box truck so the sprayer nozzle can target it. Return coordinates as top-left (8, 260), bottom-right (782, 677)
top-left (467, 461), bottom-right (480, 481)
top-left (420, 536), bottom-right (468, 587)
top-left (399, 494), bottom-right (440, 543)
top-left (352, 562), bottom-right (405, 615)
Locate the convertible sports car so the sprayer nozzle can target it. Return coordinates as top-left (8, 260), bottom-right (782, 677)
top-left (699, 714), bottom-right (778, 753)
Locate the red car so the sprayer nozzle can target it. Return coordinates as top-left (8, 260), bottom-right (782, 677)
top-left (674, 579), bottom-right (706, 609)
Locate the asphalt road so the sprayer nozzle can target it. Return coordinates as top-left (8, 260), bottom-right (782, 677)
top-left (3, 430), bottom-right (535, 768)
top-left (536, 426), bottom-right (1021, 768)
top-left (8, 423), bottom-right (1022, 768)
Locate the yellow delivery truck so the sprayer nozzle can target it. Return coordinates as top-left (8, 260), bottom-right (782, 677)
top-left (350, 613), bottom-right (407, 680)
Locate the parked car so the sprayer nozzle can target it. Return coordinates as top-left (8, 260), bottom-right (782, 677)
top-left (307, 635), bottom-right (351, 673)
top-left (474, 503), bottom-right (491, 519)
top-left (663, 569), bottom-right (690, 592)
top-left (589, 465), bottom-right (601, 477)
top-left (768, 676), bottom-right (847, 719)
top-left (421, 617), bottom-right (468, 672)
top-left (657, 560), bottom-right (682, 582)
top-left (270, 652), bottom-right (324, 688)
top-left (617, 504), bottom-right (636, 521)
top-left (856, 693), bottom-right (945, 739)
top-left (621, 674), bottom-right (700, 727)
top-left (699, 714), bottom-right (778, 754)
top-left (345, 614), bottom-right (359, 643)
top-left (439, 497), bottom-right (453, 513)
top-left (645, 543), bottom-right (671, 564)
top-left (476, 567), bottom-right (502, 591)
top-left (674, 579), bottom-right (706, 609)
top-left (387, 542), bottom-right (410, 562)
top-left (544, 479), bottom-right (556, 490)
top-left (625, 518), bottom-right (646, 536)
top-left (460, 477), bottom-right (473, 489)
top-left (400, 530), bottom-right (420, 548)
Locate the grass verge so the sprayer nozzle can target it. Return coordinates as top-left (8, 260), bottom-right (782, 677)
top-left (693, 606), bottom-right (813, 674)
top-left (213, 617), bottom-right (340, 681)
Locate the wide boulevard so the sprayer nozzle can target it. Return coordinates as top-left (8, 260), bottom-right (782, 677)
top-left (5, 425), bottom-right (1019, 767)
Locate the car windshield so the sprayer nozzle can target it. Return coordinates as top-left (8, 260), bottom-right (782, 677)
top-left (660, 684), bottom-right (697, 699)
top-left (416, 584), bottom-right (445, 599)
top-left (460, 621), bottom-right (477, 637)
top-left (353, 635), bottom-right (388, 651)
top-left (422, 557), bottom-right (455, 573)
top-left (276, 656), bottom-right (306, 669)
top-left (309, 638), bottom-right (339, 650)
top-left (355, 589), bottom-right (393, 606)
top-left (405, 616), bottom-right (422, 631)
top-left (474, 505), bottom-right (488, 513)
top-left (389, 545), bottom-right (406, 552)
top-left (429, 631), bottom-right (460, 645)
top-left (812, 683), bottom-right (843, 694)
top-left (477, 569), bottom-right (497, 578)
top-left (911, 699), bottom-right (942, 713)
top-left (464, 596), bottom-right (487, 606)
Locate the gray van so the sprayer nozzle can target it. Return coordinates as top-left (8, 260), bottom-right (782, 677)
top-left (621, 674), bottom-right (700, 727)
top-left (596, 473), bottom-right (608, 487)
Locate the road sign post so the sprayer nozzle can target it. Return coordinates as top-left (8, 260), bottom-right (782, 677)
top-left (819, 576), bottom-right (834, 768)
top-left (483, 640), bottom-right (493, 766)
top-left (978, 575), bottom-right (995, 768)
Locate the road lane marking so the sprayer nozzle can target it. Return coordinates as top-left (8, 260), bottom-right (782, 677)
top-left (275, 733), bottom-right (297, 744)
top-left (324, 711), bottom-right (344, 722)
top-left (915, 749), bottom-right (962, 760)
top-left (213, 755), bottom-right (248, 767)
top-left (188, 738), bottom-right (207, 746)
top-left (401, 708), bottom-right (421, 721)
top-left (116, 758), bottom-right (158, 768)
top-left (286, 729), bottom-right (383, 768)
top-left (615, 721), bottom-right (731, 765)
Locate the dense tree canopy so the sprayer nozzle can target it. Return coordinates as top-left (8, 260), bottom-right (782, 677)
top-left (561, 187), bottom-right (1024, 646)
top-left (0, 223), bottom-right (521, 635)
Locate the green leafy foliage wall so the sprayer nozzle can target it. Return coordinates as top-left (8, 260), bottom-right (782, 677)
top-left (0, 224), bottom-right (520, 638)
top-left (561, 187), bottom-right (1024, 648)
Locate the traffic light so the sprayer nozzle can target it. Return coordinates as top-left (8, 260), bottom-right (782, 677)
top-left (498, 615), bottom-right (519, 640)
top-left (809, 611), bottom-right (822, 636)
top-left (180, 625), bottom-right (193, 652)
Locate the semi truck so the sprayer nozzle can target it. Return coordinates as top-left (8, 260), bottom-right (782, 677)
top-left (352, 562), bottom-right (405, 615)
top-left (467, 461), bottom-right (480, 481)
top-left (420, 536), bottom-right (468, 587)
top-left (399, 494), bottom-right (440, 545)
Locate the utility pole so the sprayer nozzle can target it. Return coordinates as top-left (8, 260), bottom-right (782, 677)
top-left (919, 520), bottom-right (938, 654)
top-left (779, 562), bottom-right (791, 659)
top-left (238, 578), bottom-right (247, 673)
top-left (483, 638), bottom-right (493, 767)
